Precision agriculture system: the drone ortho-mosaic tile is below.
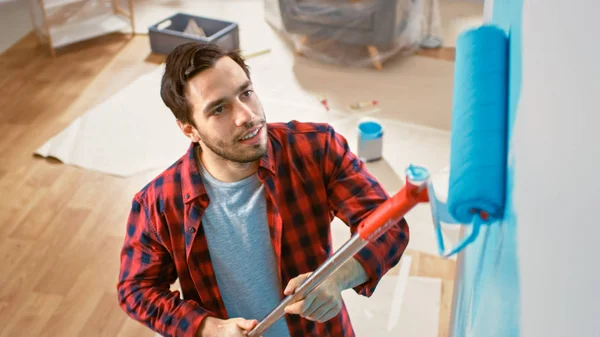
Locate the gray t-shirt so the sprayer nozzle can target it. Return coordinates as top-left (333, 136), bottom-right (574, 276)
top-left (199, 164), bottom-right (291, 337)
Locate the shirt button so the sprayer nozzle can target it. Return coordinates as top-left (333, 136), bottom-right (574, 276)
top-left (189, 227), bottom-right (196, 233)
top-left (185, 194), bottom-right (190, 199)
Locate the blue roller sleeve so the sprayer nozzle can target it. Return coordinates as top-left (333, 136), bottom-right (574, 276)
top-left (448, 25), bottom-right (509, 224)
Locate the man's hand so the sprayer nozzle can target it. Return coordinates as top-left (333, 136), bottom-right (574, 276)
top-left (197, 316), bottom-right (261, 337)
top-left (283, 272), bottom-right (343, 323)
top-left (283, 257), bottom-right (369, 323)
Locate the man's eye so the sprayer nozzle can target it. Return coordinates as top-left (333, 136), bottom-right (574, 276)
top-left (214, 106), bottom-right (224, 115)
top-left (243, 90), bottom-right (253, 97)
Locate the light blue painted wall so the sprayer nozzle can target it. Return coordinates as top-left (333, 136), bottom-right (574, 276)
top-left (450, 1), bottom-right (523, 336)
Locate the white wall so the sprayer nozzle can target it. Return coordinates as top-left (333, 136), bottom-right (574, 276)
top-left (514, 0), bottom-right (600, 336)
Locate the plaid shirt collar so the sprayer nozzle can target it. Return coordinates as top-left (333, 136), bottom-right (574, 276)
top-left (180, 134), bottom-right (277, 203)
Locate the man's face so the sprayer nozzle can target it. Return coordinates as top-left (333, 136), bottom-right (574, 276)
top-left (182, 57), bottom-right (268, 163)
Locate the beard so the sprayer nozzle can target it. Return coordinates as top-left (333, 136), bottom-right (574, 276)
top-left (198, 122), bottom-right (267, 164)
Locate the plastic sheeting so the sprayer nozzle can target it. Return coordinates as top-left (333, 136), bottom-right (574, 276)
top-left (263, 0), bottom-right (442, 68)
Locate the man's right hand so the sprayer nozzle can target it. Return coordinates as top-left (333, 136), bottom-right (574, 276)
top-left (197, 316), bottom-right (261, 337)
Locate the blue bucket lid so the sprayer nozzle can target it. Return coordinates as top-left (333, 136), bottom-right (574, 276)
top-left (358, 120), bottom-right (383, 139)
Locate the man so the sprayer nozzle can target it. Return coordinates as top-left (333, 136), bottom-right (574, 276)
top-left (117, 42), bottom-right (409, 337)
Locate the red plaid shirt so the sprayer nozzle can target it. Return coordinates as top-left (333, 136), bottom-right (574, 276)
top-left (117, 121), bottom-right (409, 337)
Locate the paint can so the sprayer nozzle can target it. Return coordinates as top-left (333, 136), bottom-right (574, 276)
top-left (357, 118), bottom-right (383, 162)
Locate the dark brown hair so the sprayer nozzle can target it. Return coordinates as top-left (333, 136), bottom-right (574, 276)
top-left (160, 42), bottom-right (251, 126)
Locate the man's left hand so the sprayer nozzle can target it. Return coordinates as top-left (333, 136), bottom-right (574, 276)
top-left (283, 272), bottom-right (343, 323)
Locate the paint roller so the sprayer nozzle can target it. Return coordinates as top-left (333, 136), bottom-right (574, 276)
top-left (247, 24), bottom-right (509, 336)
top-left (431, 24), bottom-right (509, 258)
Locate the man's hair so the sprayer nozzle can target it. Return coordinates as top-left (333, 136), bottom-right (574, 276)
top-left (160, 42), bottom-right (251, 126)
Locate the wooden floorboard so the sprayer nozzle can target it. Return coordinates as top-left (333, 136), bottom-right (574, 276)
top-left (0, 32), bottom-right (456, 337)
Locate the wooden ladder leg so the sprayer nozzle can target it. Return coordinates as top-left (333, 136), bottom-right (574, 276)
top-left (128, 0), bottom-right (135, 36)
top-left (112, 0), bottom-right (135, 36)
top-left (39, 0), bottom-right (56, 57)
top-left (367, 45), bottom-right (383, 70)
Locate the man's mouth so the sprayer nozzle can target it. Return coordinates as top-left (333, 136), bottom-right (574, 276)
top-left (239, 125), bottom-right (262, 141)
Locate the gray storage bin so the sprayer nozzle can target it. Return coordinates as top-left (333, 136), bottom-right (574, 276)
top-left (149, 13), bottom-right (240, 55)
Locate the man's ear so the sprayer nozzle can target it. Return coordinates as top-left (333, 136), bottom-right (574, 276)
top-left (177, 120), bottom-right (201, 142)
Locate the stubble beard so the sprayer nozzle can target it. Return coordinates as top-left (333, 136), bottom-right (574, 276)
top-left (199, 124), bottom-right (267, 164)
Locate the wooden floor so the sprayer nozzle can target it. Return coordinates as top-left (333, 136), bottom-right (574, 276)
top-left (0, 33), bottom-right (456, 337)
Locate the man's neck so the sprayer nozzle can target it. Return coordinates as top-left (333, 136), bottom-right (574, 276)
top-left (195, 146), bottom-right (259, 183)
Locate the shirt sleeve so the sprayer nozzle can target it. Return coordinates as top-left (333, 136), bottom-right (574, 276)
top-left (322, 124), bottom-right (410, 297)
top-left (117, 196), bottom-right (214, 337)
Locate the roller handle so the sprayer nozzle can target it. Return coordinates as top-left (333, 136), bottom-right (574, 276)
top-left (357, 179), bottom-right (429, 241)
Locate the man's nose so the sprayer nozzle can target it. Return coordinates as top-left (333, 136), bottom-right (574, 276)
top-left (234, 102), bottom-right (254, 126)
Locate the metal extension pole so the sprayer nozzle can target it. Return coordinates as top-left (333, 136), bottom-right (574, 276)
top-left (248, 234), bottom-right (369, 337)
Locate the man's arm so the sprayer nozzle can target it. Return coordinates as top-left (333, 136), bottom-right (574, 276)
top-left (282, 124), bottom-right (408, 322)
top-left (283, 257), bottom-right (368, 322)
top-left (332, 257), bottom-right (369, 291)
top-left (322, 124), bottom-right (410, 297)
top-left (117, 196), bottom-right (214, 337)
top-left (196, 317), bottom-right (259, 337)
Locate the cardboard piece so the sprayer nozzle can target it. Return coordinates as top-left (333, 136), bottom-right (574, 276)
top-left (183, 19), bottom-right (206, 37)
top-left (342, 274), bottom-right (442, 337)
